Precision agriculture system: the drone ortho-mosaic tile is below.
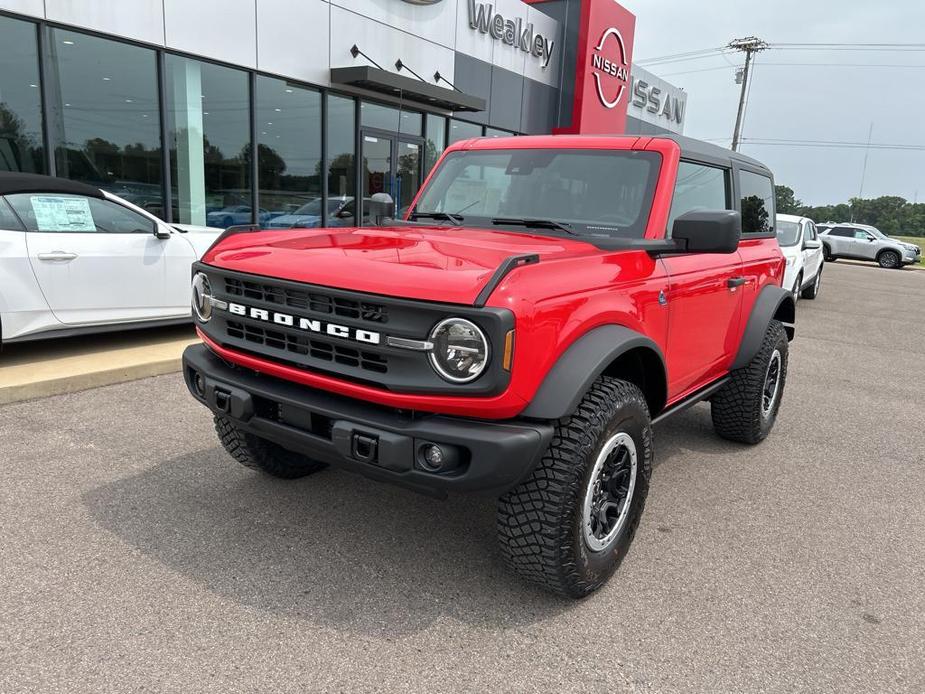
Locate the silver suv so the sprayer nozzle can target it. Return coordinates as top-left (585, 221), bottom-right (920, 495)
top-left (818, 223), bottom-right (921, 269)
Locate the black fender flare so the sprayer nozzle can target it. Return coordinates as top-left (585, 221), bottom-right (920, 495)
top-left (521, 325), bottom-right (667, 420)
top-left (732, 284), bottom-right (795, 370)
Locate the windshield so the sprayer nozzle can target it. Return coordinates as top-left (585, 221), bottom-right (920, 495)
top-left (776, 220), bottom-right (802, 246)
top-left (412, 149), bottom-right (661, 238)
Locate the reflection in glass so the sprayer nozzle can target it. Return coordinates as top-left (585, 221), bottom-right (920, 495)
top-left (448, 119), bottom-right (483, 145)
top-left (256, 76), bottom-right (321, 225)
top-left (424, 114), bottom-right (446, 175)
top-left (396, 141), bottom-right (421, 217)
top-left (165, 56), bottom-right (250, 228)
top-left (0, 16), bottom-right (45, 173)
top-left (47, 28), bottom-right (161, 212)
top-left (485, 127), bottom-right (514, 138)
top-left (326, 94), bottom-right (356, 217)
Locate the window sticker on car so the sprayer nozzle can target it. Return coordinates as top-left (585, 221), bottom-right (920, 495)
top-left (31, 196), bottom-right (96, 232)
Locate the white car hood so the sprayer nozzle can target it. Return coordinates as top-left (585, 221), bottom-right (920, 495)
top-left (173, 224), bottom-right (223, 258)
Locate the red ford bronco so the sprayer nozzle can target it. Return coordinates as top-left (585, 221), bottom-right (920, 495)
top-left (183, 134), bottom-right (794, 598)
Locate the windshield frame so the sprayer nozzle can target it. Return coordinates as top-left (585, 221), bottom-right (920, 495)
top-left (410, 147), bottom-right (663, 240)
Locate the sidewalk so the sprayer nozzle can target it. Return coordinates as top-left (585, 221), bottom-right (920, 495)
top-left (0, 325), bottom-right (198, 405)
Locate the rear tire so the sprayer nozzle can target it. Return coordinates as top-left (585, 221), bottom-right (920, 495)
top-left (877, 250), bottom-right (900, 269)
top-left (496, 377), bottom-right (652, 599)
top-left (214, 415), bottom-right (327, 479)
top-left (801, 266), bottom-right (822, 299)
top-left (711, 320), bottom-right (788, 444)
top-left (822, 244), bottom-right (834, 262)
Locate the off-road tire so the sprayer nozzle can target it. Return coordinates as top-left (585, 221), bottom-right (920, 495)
top-left (711, 320), bottom-right (788, 444)
top-left (801, 266), bottom-right (821, 299)
top-left (496, 377), bottom-right (652, 599)
top-left (214, 415), bottom-right (327, 479)
top-left (877, 250), bottom-right (900, 269)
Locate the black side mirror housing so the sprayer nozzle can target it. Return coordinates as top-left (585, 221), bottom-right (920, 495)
top-left (671, 210), bottom-right (741, 254)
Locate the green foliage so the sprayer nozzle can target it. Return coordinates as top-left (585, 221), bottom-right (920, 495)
top-left (777, 184), bottom-right (925, 237)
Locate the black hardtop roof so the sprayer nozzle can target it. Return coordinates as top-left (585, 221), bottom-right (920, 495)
top-left (0, 172), bottom-right (105, 198)
top-left (655, 133), bottom-right (770, 173)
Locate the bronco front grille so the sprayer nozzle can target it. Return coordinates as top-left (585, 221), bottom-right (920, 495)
top-left (224, 277), bottom-right (388, 324)
top-left (226, 320), bottom-right (388, 374)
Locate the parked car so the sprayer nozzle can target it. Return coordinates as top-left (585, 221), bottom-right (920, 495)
top-left (206, 205), bottom-right (277, 229)
top-left (818, 223), bottom-right (921, 268)
top-left (776, 214), bottom-right (824, 300)
top-left (182, 134), bottom-right (795, 598)
top-left (0, 172), bottom-right (222, 344)
top-left (263, 197), bottom-right (373, 230)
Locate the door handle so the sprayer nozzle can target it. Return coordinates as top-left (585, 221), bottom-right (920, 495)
top-left (727, 277), bottom-right (746, 288)
top-left (37, 251), bottom-right (78, 262)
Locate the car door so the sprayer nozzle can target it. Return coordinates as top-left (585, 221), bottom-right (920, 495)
top-left (852, 228), bottom-right (878, 259)
top-left (801, 221), bottom-right (822, 279)
top-left (660, 161), bottom-right (744, 396)
top-left (8, 192), bottom-right (190, 326)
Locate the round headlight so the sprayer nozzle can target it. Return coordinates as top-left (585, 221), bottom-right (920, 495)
top-left (428, 318), bottom-right (489, 383)
top-left (191, 272), bottom-right (213, 323)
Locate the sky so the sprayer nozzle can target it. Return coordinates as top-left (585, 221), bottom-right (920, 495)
top-left (624, 0), bottom-right (925, 206)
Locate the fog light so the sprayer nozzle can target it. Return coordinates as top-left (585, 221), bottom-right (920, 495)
top-left (423, 444), bottom-right (444, 469)
top-left (193, 372), bottom-right (205, 397)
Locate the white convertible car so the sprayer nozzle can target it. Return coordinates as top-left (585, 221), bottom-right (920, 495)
top-left (0, 172), bottom-right (223, 343)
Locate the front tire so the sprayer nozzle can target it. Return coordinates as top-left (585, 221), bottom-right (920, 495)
top-left (878, 250), bottom-right (901, 269)
top-left (801, 266), bottom-right (822, 299)
top-left (711, 320), bottom-right (788, 444)
top-left (791, 272), bottom-right (802, 302)
top-left (496, 377), bottom-right (652, 599)
top-left (214, 416), bottom-right (327, 479)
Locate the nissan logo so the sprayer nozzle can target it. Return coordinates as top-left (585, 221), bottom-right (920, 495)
top-left (591, 27), bottom-right (630, 109)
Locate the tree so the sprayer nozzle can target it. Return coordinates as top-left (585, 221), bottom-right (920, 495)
top-left (775, 185), bottom-right (803, 215)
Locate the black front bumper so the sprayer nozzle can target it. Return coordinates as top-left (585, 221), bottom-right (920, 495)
top-left (182, 344), bottom-right (553, 497)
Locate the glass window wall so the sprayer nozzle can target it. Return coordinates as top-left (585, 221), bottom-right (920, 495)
top-left (326, 94), bottom-right (357, 222)
top-left (0, 16), bottom-right (45, 173)
top-left (255, 77), bottom-right (322, 227)
top-left (46, 28), bottom-right (162, 214)
top-left (448, 119), bottom-right (483, 145)
top-left (166, 56), bottom-right (250, 228)
top-left (424, 113), bottom-right (446, 174)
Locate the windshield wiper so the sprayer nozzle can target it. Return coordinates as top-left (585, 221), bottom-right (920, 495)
top-left (491, 217), bottom-right (578, 235)
top-left (409, 211), bottom-right (463, 226)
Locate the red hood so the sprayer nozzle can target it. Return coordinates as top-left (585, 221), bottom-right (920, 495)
top-left (203, 225), bottom-right (600, 305)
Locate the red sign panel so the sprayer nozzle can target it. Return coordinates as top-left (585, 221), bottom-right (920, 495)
top-left (526, 0), bottom-right (636, 135)
top-left (561, 0), bottom-right (635, 134)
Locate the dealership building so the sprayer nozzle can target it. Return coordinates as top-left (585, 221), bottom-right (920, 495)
top-left (0, 0), bottom-right (688, 228)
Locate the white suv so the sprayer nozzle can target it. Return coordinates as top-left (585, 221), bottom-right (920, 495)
top-left (776, 214), bottom-right (824, 301)
top-left (0, 172), bottom-right (222, 343)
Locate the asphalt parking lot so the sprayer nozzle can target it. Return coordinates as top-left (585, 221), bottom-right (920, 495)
top-left (1, 261), bottom-right (923, 693)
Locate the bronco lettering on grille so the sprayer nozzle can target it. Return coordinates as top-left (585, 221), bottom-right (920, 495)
top-left (225, 302), bottom-right (381, 345)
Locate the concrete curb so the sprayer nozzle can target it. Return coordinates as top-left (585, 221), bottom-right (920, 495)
top-left (0, 356), bottom-right (184, 406)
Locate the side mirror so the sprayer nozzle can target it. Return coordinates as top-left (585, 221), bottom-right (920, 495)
top-left (671, 210), bottom-right (741, 254)
top-left (367, 193), bottom-right (395, 226)
top-left (154, 224), bottom-right (171, 240)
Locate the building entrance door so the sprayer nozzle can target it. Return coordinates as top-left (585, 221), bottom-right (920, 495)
top-left (360, 130), bottom-right (423, 224)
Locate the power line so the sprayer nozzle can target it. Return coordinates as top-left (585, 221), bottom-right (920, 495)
top-left (740, 138), bottom-right (925, 151)
top-left (634, 47), bottom-right (728, 64)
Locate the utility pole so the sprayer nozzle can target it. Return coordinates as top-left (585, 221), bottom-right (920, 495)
top-left (852, 122), bottom-right (874, 222)
top-left (729, 37), bottom-right (768, 151)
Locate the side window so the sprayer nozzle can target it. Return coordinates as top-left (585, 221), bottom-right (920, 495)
top-left (6, 194), bottom-right (155, 234)
top-left (830, 227), bottom-right (851, 238)
top-left (667, 161), bottom-right (729, 234)
top-left (0, 197), bottom-right (26, 231)
top-left (854, 229), bottom-right (872, 241)
top-left (738, 170), bottom-right (775, 235)
top-left (803, 222), bottom-right (816, 242)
